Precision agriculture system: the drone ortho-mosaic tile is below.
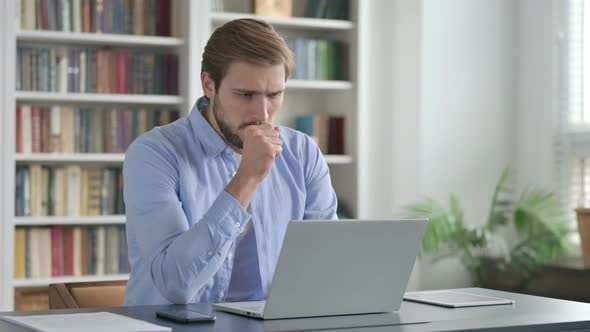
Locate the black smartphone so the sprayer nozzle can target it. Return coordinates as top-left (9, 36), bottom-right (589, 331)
top-left (156, 309), bottom-right (216, 324)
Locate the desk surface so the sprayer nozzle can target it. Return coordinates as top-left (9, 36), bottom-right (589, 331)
top-left (2, 288), bottom-right (590, 332)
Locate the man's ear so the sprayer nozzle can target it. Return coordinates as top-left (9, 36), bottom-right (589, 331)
top-left (201, 72), bottom-right (216, 99)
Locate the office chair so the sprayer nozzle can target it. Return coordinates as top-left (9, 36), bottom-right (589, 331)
top-left (48, 280), bottom-right (127, 309)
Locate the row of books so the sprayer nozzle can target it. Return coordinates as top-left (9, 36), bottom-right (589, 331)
top-left (306, 0), bottom-right (349, 20)
top-left (15, 105), bottom-right (180, 154)
top-left (14, 225), bottom-right (130, 279)
top-left (16, 46), bottom-right (179, 95)
top-left (295, 114), bottom-right (345, 155)
top-left (15, 166), bottom-right (124, 217)
top-left (19, 0), bottom-right (174, 36)
top-left (286, 38), bottom-right (348, 81)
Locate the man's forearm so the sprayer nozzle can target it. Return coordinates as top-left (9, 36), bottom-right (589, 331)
top-left (225, 171), bottom-right (261, 209)
top-left (137, 191), bottom-right (250, 303)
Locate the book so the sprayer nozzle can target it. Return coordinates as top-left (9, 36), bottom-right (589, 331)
top-left (14, 228), bottom-right (26, 279)
top-left (21, 105), bottom-right (32, 153)
top-left (50, 105), bottom-right (61, 152)
top-left (95, 226), bottom-right (105, 275)
top-left (50, 226), bottom-right (64, 276)
top-left (73, 227), bottom-right (82, 276)
top-left (52, 167), bottom-right (66, 216)
top-left (64, 227), bottom-right (74, 276)
top-left (15, 168), bottom-right (25, 216)
top-left (255, 0), bottom-right (292, 17)
top-left (29, 165), bottom-right (42, 217)
top-left (65, 165), bottom-right (81, 216)
top-left (86, 168), bottom-right (103, 215)
top-left (16, 105), bottom-right (22, 153)
top-left (328, 116), bottom-right (345, 154)
top-left (39, 227), bottom-right (52, 278)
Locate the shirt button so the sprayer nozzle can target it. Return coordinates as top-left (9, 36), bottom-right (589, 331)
top-left (232, 171), bottom-right (236, 177)
top-left (234, 222), bottom-right (241, 228)
top-left (207, 250), bottom-right (213, 257)
top-left (228, 253), bottom-right (233, 260)
top-left (219, 291), bottom-right (225, 298)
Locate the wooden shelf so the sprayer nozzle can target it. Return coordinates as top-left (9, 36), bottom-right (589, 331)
top-left (287, 80), bottom-right (353, 90)
top-left (13, 274), bottom-right (129, 288)
top-left (15, 153), bottom-right (125, 165)
top-left (15, 92), bottom-right (184, 106)
top-left (211, 12), bottom-right (354, 30)
top-left (14, 216), bottom-right (125, 226)
top-left (16, 30), bottom-right (184, 47)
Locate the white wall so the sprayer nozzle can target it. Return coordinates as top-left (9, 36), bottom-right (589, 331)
top-left (357, 0), bottom-right (395, 219)
top-left (362, 0), bottom-right (520, 290)
top-left (358, 0), bottom-right (423, 289)
top-left (389, 0), bottom-right (423, 290)
top-left (417, 0), bottom-right (517, 289)
top-left (515, 0), bottom-right (555, 193)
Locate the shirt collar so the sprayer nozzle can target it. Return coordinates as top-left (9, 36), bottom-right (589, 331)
top-left (189, 101), bottom-right (232, 157)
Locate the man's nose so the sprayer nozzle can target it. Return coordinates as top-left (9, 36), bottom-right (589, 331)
top-left (253, 96), bottom-right (269, 122)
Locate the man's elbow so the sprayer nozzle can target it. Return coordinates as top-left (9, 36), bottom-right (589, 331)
top-left (161, 287), bottom-right (193, 304)
top-left (150, 257), bottom-right (194, 304)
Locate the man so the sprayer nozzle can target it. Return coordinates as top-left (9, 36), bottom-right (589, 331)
top-left (123, 19), bottom-right (337, 305)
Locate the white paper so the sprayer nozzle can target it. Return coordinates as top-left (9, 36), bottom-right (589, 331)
top-left (0, 312), bottom-right (171, 332)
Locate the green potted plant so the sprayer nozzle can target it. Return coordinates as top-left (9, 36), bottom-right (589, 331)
top-left (403, 167), bottom-right (571, 288)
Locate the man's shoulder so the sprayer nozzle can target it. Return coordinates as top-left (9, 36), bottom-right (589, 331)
top-left (280, 126), bottom-right (314, 148)
top-left (127, 117), bottom-right (192, 159)
top-left (280, 126), bottom-right (322, 163)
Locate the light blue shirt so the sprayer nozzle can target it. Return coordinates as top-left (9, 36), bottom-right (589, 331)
top-left (123, 102), bottom-right (338, 305)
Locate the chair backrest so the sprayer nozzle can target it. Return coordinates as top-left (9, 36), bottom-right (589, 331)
top-left (48, 280), bottom-right (127, 309)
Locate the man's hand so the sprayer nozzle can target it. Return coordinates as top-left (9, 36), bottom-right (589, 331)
top-left (238, 124), bottom-right (282, 183)
top-left (225, 124), bottom-right (282, 209)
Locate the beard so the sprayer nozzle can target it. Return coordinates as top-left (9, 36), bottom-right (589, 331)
top-left (212, 95), bottom-right (263, 150)
top-left (212, 95), bottom-right (245, 149)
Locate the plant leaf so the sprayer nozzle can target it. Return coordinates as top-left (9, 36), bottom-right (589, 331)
top-left (402, 197), bottom-right (456, 253)
top-left (486, 166), bottom-right (514, 230)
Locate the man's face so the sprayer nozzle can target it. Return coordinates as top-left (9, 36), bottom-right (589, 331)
top-left (210, 61), bottom-right (285, 149)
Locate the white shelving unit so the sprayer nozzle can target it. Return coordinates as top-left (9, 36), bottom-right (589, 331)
top-left (286, 79), bottom-right (353, 90)
top-left (205, 2), bottom-right (364, 219)
top-left (0, 1), bottom-right (201, 311)
top-left (15, 153), bottom-right (351, 166)
top-left (211, 12), bottom-right (355, 30)
top-left (15, 92), bottom-right (184, 106)
top-left (16, 30), bottom-right (185, 47)
top-left (0, 0), bottom-right (367, 311)
top-left (14, 216), bottom-right (126, 227)
top-left (324, 155), bottom-right (354, 165)
top-left (15, 153), bottom-right (126, 164)
top-left (13, 274), bottom-right (129, 288)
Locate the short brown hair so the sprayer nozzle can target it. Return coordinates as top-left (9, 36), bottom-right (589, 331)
top-left (201, 19), bottom-right (295, 91)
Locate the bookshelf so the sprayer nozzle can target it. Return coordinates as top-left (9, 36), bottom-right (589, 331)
top-left (0, 0), bottom-right (367, 311)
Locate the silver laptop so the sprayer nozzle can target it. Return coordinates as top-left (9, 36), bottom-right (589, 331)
top-left (213, 219), bottom-right (427, 320)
